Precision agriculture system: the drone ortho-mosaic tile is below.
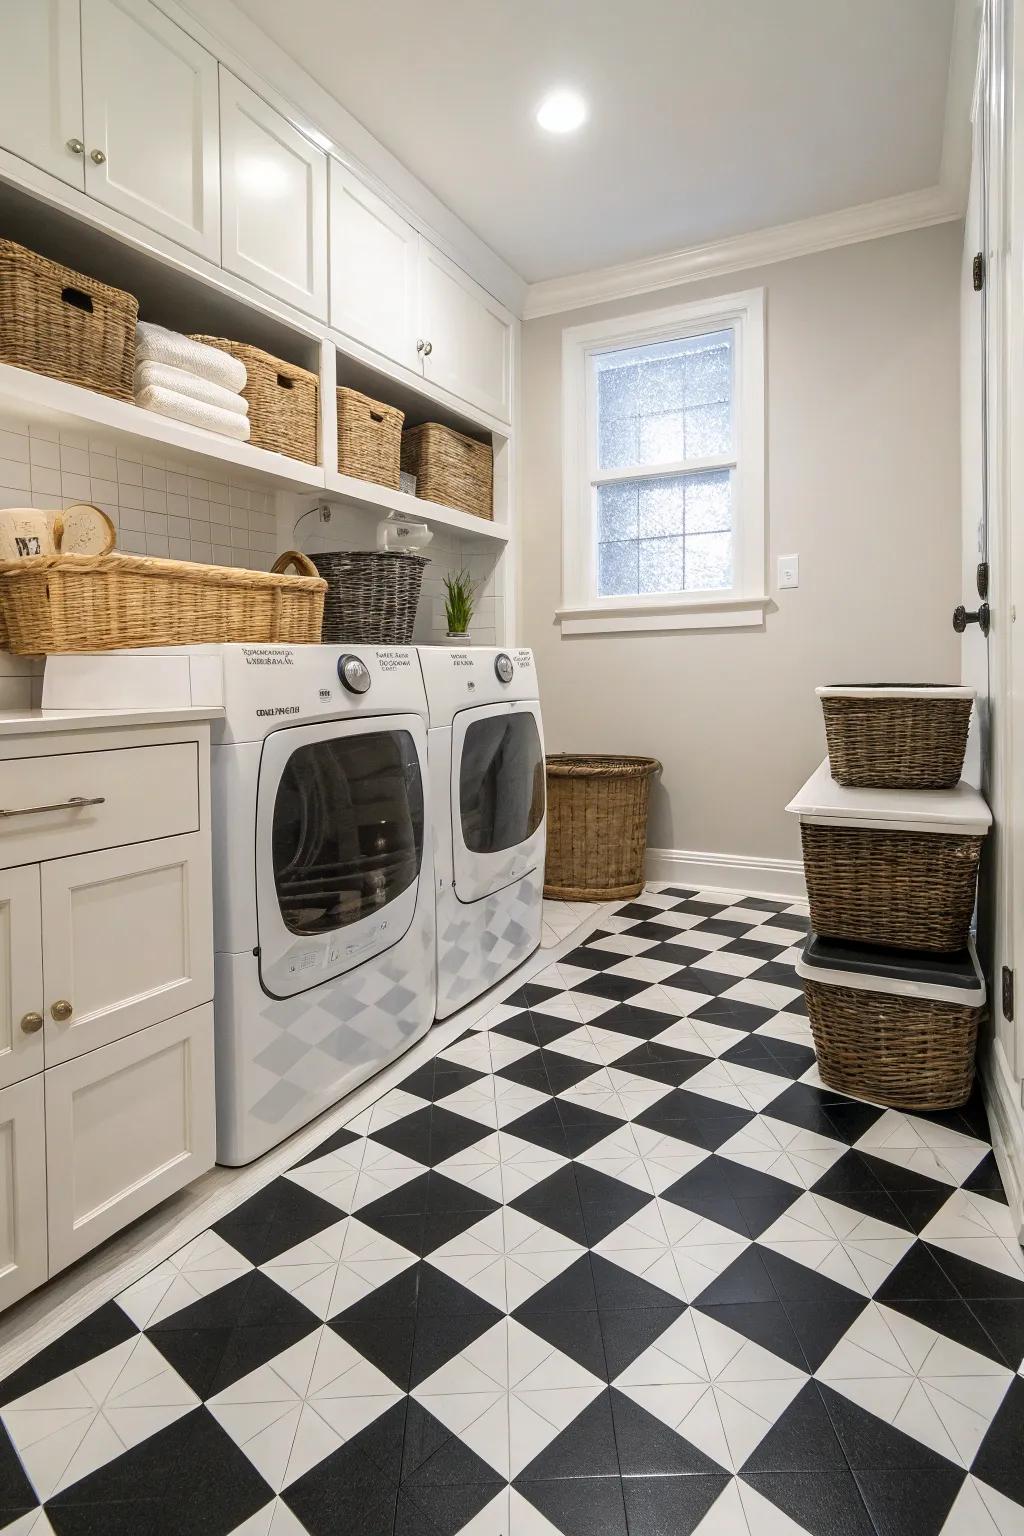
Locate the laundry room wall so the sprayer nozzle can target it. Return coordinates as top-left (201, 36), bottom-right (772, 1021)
top-left (519, 222), bottom-right (963, 877)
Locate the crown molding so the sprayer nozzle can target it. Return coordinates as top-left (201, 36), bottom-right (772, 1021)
top-left (523, 183), bottom-right (964, 320)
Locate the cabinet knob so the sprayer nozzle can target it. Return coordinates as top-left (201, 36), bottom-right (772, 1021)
top-left (20, 1012), bottom-right (43, 1034)
top-left (66, 138), bottom-right (84, 155)
top-left (50, 999), bottom-right (73, 1022)
top-left (422, 340), bottom-right (433, 357)
top-left (90, 148), bottom-right (107, 165)
top-left (416, 339), bottom-right (425, 354)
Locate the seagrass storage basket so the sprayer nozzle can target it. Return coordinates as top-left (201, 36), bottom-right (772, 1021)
top-left (191, 337), bottom-right (319, 464)
top-left (337, 388), bottom-right (404, 488)
top-left (798, 934), bottom-right (985, 1111)
top-left (310, 550), bottom-right (428, 645)
top-left (818, 685), bottom-right (974, 790)
top-left (544, 755), bottom-right (661, 901)
top-left (0, 239), bottom-right (138, 401)
top-left (401, 423), bottom-right (493, 519)
top-left (0, 549), bottom-right (325, 652)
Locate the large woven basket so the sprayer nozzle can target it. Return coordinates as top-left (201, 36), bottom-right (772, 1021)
top-left (801, 822), bottom-right (983, 951)
top-left (0, 549), bottom-right (325, 653)
top-left (337, 388), bottom-right (404, 489)
top-left (191, 337), bottom-right (319, 464)
top-left (804, 978), bottom-right (980, 1111)
top-left (310, 550), bottom-right (428, 645)
top-left (0, 239), bottom-right (138, 401)
top-left (818, 686), bottom-right (973, 789)
top-left (401, 423), bottom-right (493, 520)
top-left (544, 755), bottom-right (661, 901)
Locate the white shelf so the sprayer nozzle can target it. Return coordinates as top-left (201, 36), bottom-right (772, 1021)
top-left (0, 364), bottom-right (324, 494)
top-left (323, 470), bottom-right (510, 544)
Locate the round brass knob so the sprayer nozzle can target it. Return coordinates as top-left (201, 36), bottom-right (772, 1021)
top-left (20, 1012), bottom-right (42, 1034)
top-left (90, 148), bottom-right (106, 165)
top-left (66, 138), bottom-right (84, 155)
top-left (50, 1000), bottom-right (73, 1022)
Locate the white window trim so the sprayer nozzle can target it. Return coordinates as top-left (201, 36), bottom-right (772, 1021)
top-left (558, 287), bottom-right (767, 633)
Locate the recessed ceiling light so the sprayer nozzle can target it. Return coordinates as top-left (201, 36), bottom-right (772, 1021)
top-left (536, 88), bottom-right (587, 134)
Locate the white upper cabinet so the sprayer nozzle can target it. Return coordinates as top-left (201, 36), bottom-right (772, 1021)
top-left (418, 242), bottom-right (513, 423)
top-left (219, 69), bottom-right (327, 318)
top-left (81, 0), bottom-right (220, 260)
top-left (0, 0), bottom-right (85, 189)
top-left (329, 160), bottom-right (420, 371)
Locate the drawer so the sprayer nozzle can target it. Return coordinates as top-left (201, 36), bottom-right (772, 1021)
top-left (0, 741), bottom-right (199, 866)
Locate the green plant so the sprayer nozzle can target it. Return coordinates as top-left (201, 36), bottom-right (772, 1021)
top-left (443, 568), bottom-right (476, 634)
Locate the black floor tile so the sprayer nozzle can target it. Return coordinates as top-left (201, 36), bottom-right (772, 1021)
top-left (609, 1388), bottom-right (722, 1476)
top-left (519, 1391), bottom-right (621, 1481)
top-left (741, 1381), bottom-right (848, 1471)
top-left (0, 1300), bottom-right (138, 1407)
top-left (740, 1469), bottom-right (877, 1536)
top-left (853, 1468), bottom-right (967, 1536)
top-left (598, 1304), bottom-right (685, 1379)
top-left (620, 1472), bottom-right (732, 1534)
top-left (818, 1382), bottom-right (967, 1472)
top-left (284, 1402), bottom-right (405, 1536)
top-left (514, 1473), bottom-right (629, 1536)
top-left (211, 1176), bottom-right (342, 1263)
top-left (691, 1300), bottom-right (808, 1372)
top-left (971, 1376), bottom-right (1024, 1505)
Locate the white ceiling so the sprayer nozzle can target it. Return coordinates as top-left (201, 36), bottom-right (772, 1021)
top-left (232, 0), bottom-right (958, 284)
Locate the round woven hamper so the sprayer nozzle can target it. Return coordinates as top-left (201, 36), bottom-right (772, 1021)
top-left (310, 550), bottom-right (428, 645)
top-left (544, 755), bottom-right (661, 901)
top-left (803, 979), bottom-right (980, 1111)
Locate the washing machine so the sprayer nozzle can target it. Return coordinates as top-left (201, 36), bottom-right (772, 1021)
top-left (418, 645), bottom-right (545, 1019)
top-left (43, 643), bottom-right (435, 1164)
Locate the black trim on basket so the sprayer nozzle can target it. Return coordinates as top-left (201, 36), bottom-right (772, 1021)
top-left (801, 933), bottom-right (979, 991)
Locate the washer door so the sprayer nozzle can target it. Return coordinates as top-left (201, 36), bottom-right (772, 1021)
top-left (256, 715), bottom-right (426, 998)
top-left (451, 700), bottom-right (545, 903)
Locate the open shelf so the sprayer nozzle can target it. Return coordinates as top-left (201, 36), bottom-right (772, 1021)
top-left (323, 470), bottom-right (510, 544)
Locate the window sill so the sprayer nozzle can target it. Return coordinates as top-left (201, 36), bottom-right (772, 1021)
top-left (555, 594), bottom-right (771, 635)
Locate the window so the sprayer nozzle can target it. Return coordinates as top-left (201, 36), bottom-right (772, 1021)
top-left (560, 289), bottom-right (766, 632)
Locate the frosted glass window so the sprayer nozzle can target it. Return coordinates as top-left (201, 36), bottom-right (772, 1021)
top-left (597, 470), bottom-right (733, 596)
top-left (595, 330), bottom-right (732, 472)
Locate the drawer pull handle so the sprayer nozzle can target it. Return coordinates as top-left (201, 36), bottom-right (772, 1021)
top-left (20, 1012), bottom-right (42, 1034)
top-left (51, 1000), bottom-right (72, 1023)
top-left (0, 795), bottom-right (105, 820)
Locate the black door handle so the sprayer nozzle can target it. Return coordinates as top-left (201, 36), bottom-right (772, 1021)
top-left (953, 602), bottom-right (990, 635)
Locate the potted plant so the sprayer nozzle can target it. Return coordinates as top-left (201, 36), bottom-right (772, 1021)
top-left (443, 567), bottom-right (477, 643)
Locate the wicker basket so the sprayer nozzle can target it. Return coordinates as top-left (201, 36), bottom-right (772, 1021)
top-left (191, 337), bottom-right (318, 464)
top-left (337, 388), bottom-right (404, 489)
top-left (801, 822), bottom-right (983, 951)
top-left (401, 423), bottom-right (493, 520)
top-left (803, 979), bottom-right (980, 1111)
top-left (544, 755), bottom-right (661, 901)
top-left (310, 550), bottom-right (428, 645)
top-left (818, 686), bottom-right (974, 790)
top-left (0, 239), bottom-right (138, 401)
top-left (0, 549), bottom-right (325, 653)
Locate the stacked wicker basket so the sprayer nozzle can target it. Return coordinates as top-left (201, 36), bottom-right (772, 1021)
top-left (787, 686), bottom-right (991, 1111)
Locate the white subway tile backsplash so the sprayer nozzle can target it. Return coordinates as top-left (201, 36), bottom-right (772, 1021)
top-left (119, 504), bottom-right (146, 532)
top-left (121, 531), bottom-right (146, 554)
top-left (167, 472), bottom-right (188, 496)
top-left (142, 465), bottom-right (166, 490)
top-left (169, 538), bottom-right (191, 559)
top-left (145, 512), bottom-right (168, 535)
top-left (189, 499), bottom-right (211, 523)
top-left (143, 489), bottom-right (167, 515)
top-left (118, 482), bottom-right (145, 511)
top-left (187, 478), bottom-right (208, 500)
top-left (0, 459), bottom-right (31, 493)
top-left (91, 478), bottom-right (119, 504)
top-left (116, 458), bottom-right (143, 485)
top-left (59, 445), bottom-right (90, 475)
top-left (190, 541), bottom-right (213, 563)
top-left (0, 430), bottom-right (29, 463)
top-left (89, 453), bottom-right (117, 482)
top-left (30, 467), bottom-right (61, 498)
top-left (29, 438), bottom-right (60, 470)
top-left (229, 504), bottom-right (248, 529)
top-left (60, 472), bottom-right (92, 501)
top-left (146, 535), bottom-right (170, 558)
top-left (209, 482), bottom-right (229, 504)
top-left (168, 515), bottom-right (190, 538)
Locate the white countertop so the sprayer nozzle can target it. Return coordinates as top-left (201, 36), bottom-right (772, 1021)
top-left (0, 706), bottom-right (225, 738)
top-left (786, 758), bottom-right (992, 836)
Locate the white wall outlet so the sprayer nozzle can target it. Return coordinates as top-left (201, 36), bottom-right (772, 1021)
top-left (777, 554), bottom-right (800, 589)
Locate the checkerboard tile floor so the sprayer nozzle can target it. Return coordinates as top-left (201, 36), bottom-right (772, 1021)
top-left (1, 885), bottom-right (1022, 1536)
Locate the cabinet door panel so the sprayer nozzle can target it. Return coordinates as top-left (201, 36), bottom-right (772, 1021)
top-left (220, 69), bottom-right (327, 318)
top-left (45, 1004), bottom-right (214, 1272)
top-left (0, 1077), bottom-right (47, 1310)
top-left (0, 866), bottom-right (43, 1089)
top-left (419, 242), bottom-right (512, 422)
top-left (0, 0), bottom-right (85, 189)
top-left (41, 833), bottom-right (213, 1065)
top-left (329, 159), bottom-right (419, 370)
top-left (81, 0), bottom-right (219, 260)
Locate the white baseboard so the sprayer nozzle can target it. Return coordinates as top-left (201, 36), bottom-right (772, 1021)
top-left (646, 846), bottom-right (807, 902)
top-left (981, 1036), bottom-right (1024, 1242)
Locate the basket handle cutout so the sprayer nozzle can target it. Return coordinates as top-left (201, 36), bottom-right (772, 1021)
top-left (369, 410), bottom-right (384, 422)
top-left (276, 373), bottom-right (294, 389)
top-left (61, 286), bottom-right (93, 313)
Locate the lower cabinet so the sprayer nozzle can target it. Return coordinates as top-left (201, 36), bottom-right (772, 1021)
top-left (44, 1003), bottom-right (215, 1273)
top-left (0, 1076), bottom-right (48, 1312)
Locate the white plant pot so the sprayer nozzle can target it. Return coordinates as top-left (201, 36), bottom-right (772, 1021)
top-left (445, 632), bottom-right (472, 645)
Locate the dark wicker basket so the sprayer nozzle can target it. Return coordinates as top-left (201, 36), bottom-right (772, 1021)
top-left (804, 978), bottom-right (980, 1111)
top-left (337, 387), bottom-right (404, 489)
top-left (310, 550), bottom-right (428, 644)
top-left (191, 337), bottom-right (319, 464)
top-left (801, 822), bottom-right (983, 952)
top-left (819, 688), bottom-right (973, 789)
top-left (544, 755), bottom-right (661, 901)
top-left (0, 239), bottom-right (138, 400)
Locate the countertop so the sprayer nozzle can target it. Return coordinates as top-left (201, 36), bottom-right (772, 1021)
top-left (0, 706), bottom-right (225, 738)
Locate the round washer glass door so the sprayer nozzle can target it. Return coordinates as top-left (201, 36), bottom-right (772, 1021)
top-left (255, 715), bottom-right (427, 998)
top-left (451, 700), bottom-right (545, 903)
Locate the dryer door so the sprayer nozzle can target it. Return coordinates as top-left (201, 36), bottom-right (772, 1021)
top-left (451, 700), bottom-right (545, 903)
top-left (256, 715), bottom-right (426, 998)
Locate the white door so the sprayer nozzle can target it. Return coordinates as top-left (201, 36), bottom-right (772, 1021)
top-left (960, 92), bottom-right (990, 788)
top-left (418, 242), bottom-right (513, 422)
top-left (45, 1003), bottom-right (215, 1272)
top-left (0, 865), bottom-right (44, 1089)
top-left (328, 160), bottom-right (420, 370)
top-left (451, 701), bottom-right (546, 902)
top-left (40, 833), bottom-right (213, 1065)
top-left (219, 69), bottom-right (327, 318)
top-left (0, 1076), bottom-right (47, 1311)
top-left (81, 0), bottom-right (220, 260)
top-left (0, 0), bottom-right (85, 188)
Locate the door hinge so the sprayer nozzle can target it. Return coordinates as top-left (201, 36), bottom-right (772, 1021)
top-left (977, 561), bottom-right (990, 600)
top-left (973, 251), bottom-right (985, 291)
top-left (1002, 964), bottom-right (1014, 1021)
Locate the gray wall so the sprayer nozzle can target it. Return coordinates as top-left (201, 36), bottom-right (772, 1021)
top-left (520, 223), bottom-right (964, 861)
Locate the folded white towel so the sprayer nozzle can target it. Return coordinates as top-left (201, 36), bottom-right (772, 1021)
top-left (135, 322), bottom-right (247, 393)
top-left (135, 385), bottom-right (252, 442)
top-left (134, 360), bottom-right (248, 417)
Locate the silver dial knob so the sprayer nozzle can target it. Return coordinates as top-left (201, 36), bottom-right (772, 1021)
top-left (338, 654), bottom-right (371, 694)
top-left (90, 148), bottom-right (106, 165)
top-left (494, 652), bottom-right (514, 684)
top-left (66, 138), bottom-right (84, 155)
